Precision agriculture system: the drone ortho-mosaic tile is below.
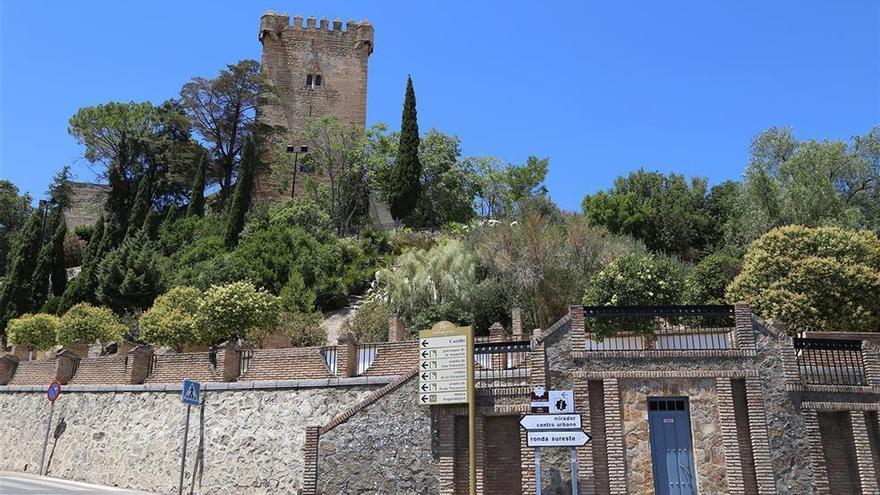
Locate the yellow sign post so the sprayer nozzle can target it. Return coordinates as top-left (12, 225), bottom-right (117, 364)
top-left (418, 322), bottom-right (476, 495)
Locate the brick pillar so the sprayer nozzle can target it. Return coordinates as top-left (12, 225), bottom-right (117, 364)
top-left (574, 378), bottom-right (593, 494)
top-left (529, 342), bottom-right (546, 390)
top-left (489, 323), bottom-right (506, 370)
top-left (388, 315), bottom-right (407, 343)
top-left (475, 414), bottom-right (485, 495)
top-left (569, 305), bottom-right (586, 352)
top-left (55, 350), bottom-right (80, 384)
top-left (127, 345), bottom-right (153, 384)
top-left (863, 344), bottom-right (880, 387)
top-left (439, 409), bottom-right (456, 495)
top-left (803, 410), bottom-right (830, 495)
top-left (301, 426), bottom-right (320, 495)
top-left (745, 378), bottom-right (777, 494)
top-left (716, 378), bottom-right (746, 494)
top-left (0, 354), bottom-right (19, 385)
top-left (336, 336), bottom-right (357, 377)
top-left (734, 303), bottom-right (756, 350)
top-left (118, 340), bottom-right (137, 356)
top-left (603, 378), bottom-right (627, 495)
top-left (511, 308), bottom-right (523, 340)
top-left (216, 341), bottom-right (241, 382)
top-left (850, 411), bottom-right (880, 494)
top-left (12, 344), bottom-right (30, 361)
top-left (520, 428), bottom-right (535, 495)
top-left (780, 336), bottom-right (801, 386)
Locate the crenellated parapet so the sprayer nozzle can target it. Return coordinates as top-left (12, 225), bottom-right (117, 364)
top-left (259, 11), bottom-right (374, 54)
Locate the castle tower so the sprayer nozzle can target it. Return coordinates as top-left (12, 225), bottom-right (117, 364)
top-left (255, 12), bottom-right (374, 200)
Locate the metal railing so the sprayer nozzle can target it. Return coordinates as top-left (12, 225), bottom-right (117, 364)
top-left (583, 305), bottom-right (736, 351)
top-left (794, 338), bottom-right (867, 386)
top-left (356, 344), bottom-right (378, 375)
top-left (147, 355), bottom-right (158, 376)
top-left (321, 346), bottom-right (338, 375)
top-left (239, 349), bottom-right (254, 376)
top-left (473, 340), bottom-right (530, 388)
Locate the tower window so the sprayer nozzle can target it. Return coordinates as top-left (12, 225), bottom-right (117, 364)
top-left (314, 74), bottom-right (322, 86)
top-left (306, 74), bottom-right (313, 86)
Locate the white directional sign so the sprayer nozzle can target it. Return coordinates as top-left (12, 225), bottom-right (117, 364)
top-left (526, 430), bottom-right (592, 447)
top-left (549, 390), bottom-right (575, 413)
top-left (519, 414), bottom-right (582, 431)
top-left (418, 323), bottom-right (472, 406)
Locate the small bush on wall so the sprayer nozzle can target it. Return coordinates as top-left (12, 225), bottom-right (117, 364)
top-left (7, 313), bottom-right (61, 351)
top-left (58, 303), bottom-right (125, 345)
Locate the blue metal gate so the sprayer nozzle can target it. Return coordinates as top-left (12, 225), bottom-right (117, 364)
top-left (648, 397), bottom-right (697, 495)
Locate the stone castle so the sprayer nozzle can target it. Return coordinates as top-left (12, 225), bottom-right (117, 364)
top-left (255, 12), bottom-right (374, 201)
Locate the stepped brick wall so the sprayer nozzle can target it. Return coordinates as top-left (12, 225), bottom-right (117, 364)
top-left (239, 347), bottom-right (333, 381)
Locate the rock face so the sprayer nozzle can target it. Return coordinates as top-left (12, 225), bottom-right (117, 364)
top-left (317, 379), bottom-right (439, 494)
top-left (0, 386), bottom-right (377, 494)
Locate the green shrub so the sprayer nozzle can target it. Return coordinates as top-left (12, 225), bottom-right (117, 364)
top-left (73, 224), bottom-right (95, 243)
top-left (344, 299), bottom-right (390, 342)
top-left (269, 196), bottom-right (334, 238)
top-left (140, 287), bottom-right (202, 350)
top-left (7, 313), bottom-right (61, 351)
top-left (281, 311), bottom-right (326, 347)
top-left (727, 225), bottom-right (880, 332)
top-left (194, 281), bottom-right (281, 345)
top-left (95, 231), bottom-right (165, 312)
top-left (58, 303), bottom-right (125, 345)
top-left (63, 234), bottom-right (86, 268)
top-left (684, 252), bottom-right (742, 304)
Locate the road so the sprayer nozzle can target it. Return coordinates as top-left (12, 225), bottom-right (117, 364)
top-left (0, 473), bottom-right (148, 494)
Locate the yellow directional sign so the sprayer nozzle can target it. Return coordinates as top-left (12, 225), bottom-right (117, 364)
top-left (418, 322), bottom-right (472, 406)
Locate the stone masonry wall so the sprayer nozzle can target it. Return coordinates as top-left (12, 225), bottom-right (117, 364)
top-left (317, 378), bottom-right (440, 494)
top-left (0, 386), bottom-right (378, 494)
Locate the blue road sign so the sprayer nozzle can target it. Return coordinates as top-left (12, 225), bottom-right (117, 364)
top-left (47, 381), bottom-right (62, 402)
top-left (181, 379), bottom-right (201, 406)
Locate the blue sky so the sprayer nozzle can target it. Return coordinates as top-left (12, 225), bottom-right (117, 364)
top-left (2, 1), bottom-right (878, 211)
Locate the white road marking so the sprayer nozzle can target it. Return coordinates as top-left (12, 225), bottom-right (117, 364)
top-left (3, 476), bottom-right (89, 492)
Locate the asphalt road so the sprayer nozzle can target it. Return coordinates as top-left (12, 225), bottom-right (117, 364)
top-left (0, 474), bottom-right (147, 494)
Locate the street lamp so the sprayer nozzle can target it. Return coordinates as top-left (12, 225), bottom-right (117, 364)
top-left (286, 145), bottom-right (309, 198)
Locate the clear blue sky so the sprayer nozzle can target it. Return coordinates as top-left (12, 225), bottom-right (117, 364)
top-left (2, 1), bottom-right (878, 211)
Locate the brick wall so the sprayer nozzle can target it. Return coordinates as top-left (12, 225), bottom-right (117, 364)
top-left (484, 416), bottom-right (521, 495)
top-left (144, 352), bottom-right (217, 383)
top-left (588, 380), bottom-right (610, 494)
top-left (867, 411), bottom-right (880, 490)
top-left (0, 355), bottom-right (18, 385)
top-left (8, 360), bottom-right (56, 385)
top-left (818, 411), bottom-right (861, 495)
top-left (362, 341), bottom-right (418, 376)
top-left (238, 347), bottom-right (332, 381)
top-left (68, 356), bottom-right (129, 385)
top-left (731, 379), bottom-right (759, 494)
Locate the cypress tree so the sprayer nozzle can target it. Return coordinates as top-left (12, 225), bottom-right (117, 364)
top-left (0, 211), bottom-right (42, 332)
top-left (105, 163), bottom-right (130, 244)
top-left (389, 76), bottom-right (422, 222)
top-left (125, 172), bottom-right (153, 239)
top-left (225, 137), bottom-right (257, 249)
top-left (31, 211), bottom-right (60, 311)
top-left (50, 211), bottom-right (68, 296)
top-left (57, 215), bottom-right (104, 313)
top-left (96, 230), bottom-right (164, 313)
top-left (187, 150), bottom-right (208, 218)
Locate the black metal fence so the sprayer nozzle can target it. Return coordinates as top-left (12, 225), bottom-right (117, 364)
top-left (148, 355), bottom-right (158, 376)
top-left (321, 346), bottom-right (338, 375)
top-left (473, 340), bottom-right (530, 388)
top-left (794, 338), bottom-right (867, 386)
top-left (583, 305), bottom-right (736, 351)
top-left (239, 349), bottom-right (254, 376)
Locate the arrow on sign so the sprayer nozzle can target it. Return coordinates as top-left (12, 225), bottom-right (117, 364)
top-left (421, 372), bottom-right (429, 380)
top-left (526, 430), bottom-right (592, 448)
top-left (520, 414), bottom-right (582, 431)
top-left (421, 361), bottom-right (429, 369)
top-left (421, 383), bottom-right (429, 392)
top-left (421, 350), bottom-right (429, 358)
top-left (421, 395), bottom-right (429, 403)
top-left (421, 340), bottom-right (429, 347)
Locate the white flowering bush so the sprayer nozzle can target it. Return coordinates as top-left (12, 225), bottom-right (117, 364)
top-left (140, 286), bottom-right (203, 351)
top-left (194, 281), bottom-right (281, 345)
top-left (57, 303), bottom-right (125, 345)
top-left (727, 226), bottom-right (880, 333)
top-left (583, 254), bottom-right (686, 337)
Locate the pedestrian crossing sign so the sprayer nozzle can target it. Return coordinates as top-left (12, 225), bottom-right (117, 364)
top-left (181, 379), bottom-right (201, 406)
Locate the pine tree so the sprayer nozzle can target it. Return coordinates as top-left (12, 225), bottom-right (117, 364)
top-left (225, 137), bottom-right (257, 249)
top-left (49, 211), bottom-right (68, 297)
top-left (125, 172), bottom-right (153, 239)
top-left (95, 230), bottom-right (165, 313)
top-left (0, 211), bottom-right (42, 333)
top-left (187, 150), bottom-right (208, 218)
top-left (389, 76), bottom-right (422, 222)
top-left (105, 163), bottom-right (130, 244)
top-left (30, 211), bottom-right (59, 311)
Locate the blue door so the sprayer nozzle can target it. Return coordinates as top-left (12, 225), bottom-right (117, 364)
top-left (648, 397), bottom-right (697, 495)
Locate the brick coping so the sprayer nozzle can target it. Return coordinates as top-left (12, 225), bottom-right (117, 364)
top-left (0, 375), bottom-right (398, 393)
top-left (786, 383), bottom-right (880, 394)
top-left (572, 349), bottom-right (757, 359)
top-left (574, 369), bottom-right (761, 379)
top-left (321, 368), bottom-right (418, 434)
top-left (802, 401), bottom-right (880, 411)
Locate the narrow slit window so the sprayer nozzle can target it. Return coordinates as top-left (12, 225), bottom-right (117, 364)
top-left (315, 74), bottom-right (322, 86)
top-left (306, 74), bottom-right (313, 86)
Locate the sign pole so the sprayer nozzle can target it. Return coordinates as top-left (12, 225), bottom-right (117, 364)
top-left (178, 404), bottom-right (191, 495)
top-left (535, 447), bottom-right (542, 495)
top-left (466, 326), bottom-right (476, 495)
top-left (39, 400), bottom-right (55, 475)
top-left (570, 447), bottom-right (580, 494)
